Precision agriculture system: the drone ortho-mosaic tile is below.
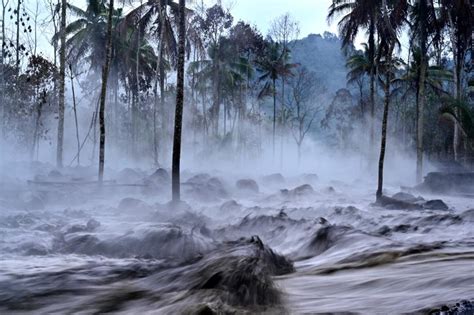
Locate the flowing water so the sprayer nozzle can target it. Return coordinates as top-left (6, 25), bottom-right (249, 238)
top-left (0, 162), bottom-right (473, 314)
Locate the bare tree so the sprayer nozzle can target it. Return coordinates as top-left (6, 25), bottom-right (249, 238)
top-left (287, 67), bottom-right (325, 165)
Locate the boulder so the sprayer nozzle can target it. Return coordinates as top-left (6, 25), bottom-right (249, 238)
top-left (118, 197), bottom-right (153, 216)
top-left (220, 200), bottom-right (242, 212)
top-left (376, 195), bottom-right (422, 210)
top-left (291, 184), bottom-right (314, 195)
top-left (262, 173), bottom-right (285, 185)
top-left (391, 192), bottom-right (424, 203)
top-left (147, 168), bottom-right (170, 184)
top-left (418, 172), bottom-right (474, 194)
top-left (423, 199), bottom-right (449, 210)
top-left (236, 179), bottom-right (259, 194)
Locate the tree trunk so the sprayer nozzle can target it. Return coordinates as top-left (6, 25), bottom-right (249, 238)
top-left (171, 0), bottom-right (186, 203)
top-left (376, 51), bottom-right (393, 201)
top-left (98, 0), bottom-right (114, 183)
top-left (70, 65), bottom-right (80, 166)
top-left (272, 78), bottom-right (276, 160)
top-left (416, 57), bottom-right (427, 183)
top-left (56, 0), bottom-right (66, 168)
top-left (368, 17), bottom-right (376, 153)
top-left (153, 78), bottom-right (159, 166)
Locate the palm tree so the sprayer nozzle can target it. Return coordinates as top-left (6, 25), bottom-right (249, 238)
top-left (408, 0), bottom-right (443, 183)
top-left (171, 0), bottom-right (186, 203)
top-left (440, 98), bottom-right (474, 143)
top-left (440, 0), bottom-right (472, 161)
top-left (346, 43), bottom-right (371, 117)
top-left (54, 0), bottom-right (123, 71)
top-left (328, 0), bottom-right (381, 152)
top-left (189, 37), bottom-right (252, 136)
top-left (125, 0), bottom-right (198, 162)
top-left (375, 0), bottom-right (408, 201)
top-left (256, 40), bottom-right (296, 159)
top-left (98, 0), bottom-right (114, 183)
top-left (393, 47), bottom-right (452, 96)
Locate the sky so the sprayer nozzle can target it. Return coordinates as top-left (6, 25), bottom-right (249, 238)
top-left (214, 0), bottom-right (339, 39)
top-left (4, 0), bottom-right (372, 62)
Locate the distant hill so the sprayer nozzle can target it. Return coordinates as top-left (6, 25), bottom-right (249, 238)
top-left (290, 32), bottom-right (350, 93)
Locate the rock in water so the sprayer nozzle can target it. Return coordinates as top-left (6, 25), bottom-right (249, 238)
top-left (235, 179), bottom-right (259, 194)
top-left (262, 173), bottom-right (285, 185)
top-left (147, 168), bottom-right (170, 184)
top-left (392, 192), bottom-right (424, 203)
top-left (291, 184), bottom-right (314, 195)
top-left (376, 195), bottom-right (422, 210)
top-left (118, 197), bottom-right (153, 216)
top-left (423, 199), bottom-right (449, 210)
top-left (418, 172), bottom-right (474, 194)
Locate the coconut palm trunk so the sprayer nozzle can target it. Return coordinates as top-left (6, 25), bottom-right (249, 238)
top-left (376, 47), bottom-right (394, 201)
top-left (56, 0), bottom-right (66, 168)
top-left (416, 59), bottom-right (427, 183)
top-left (98, 0), bottom-right (114, 183)
top-left (171, 0), bottom-right (186, 202)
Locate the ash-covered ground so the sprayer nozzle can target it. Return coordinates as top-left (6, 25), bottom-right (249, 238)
top-left (0, 162), bottom-right (473, 314)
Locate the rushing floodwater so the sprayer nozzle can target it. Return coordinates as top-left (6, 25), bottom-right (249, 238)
top-left (0, 162), bottom-right (473, 314)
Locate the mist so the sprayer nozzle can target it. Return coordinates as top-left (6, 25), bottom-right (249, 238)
top-left (0, 0), bottom-right (473, 314)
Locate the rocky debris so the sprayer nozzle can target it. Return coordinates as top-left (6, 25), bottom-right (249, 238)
top-left (296, 225), bottom-right (353, 259)
top-left (460, 209), bottom-right (474, 222)
top-left (63, 208), bottom-right (88, 218)
top-left (376, 195), bottom-right (423, 210)
top-left (303, 173), bottom-right (319, 183)
top-left (323, 186), bottom-right (336, 193)
top-left (280, 184), bottom-right (314, 198)
top-left (235, 179), bottom-right (259, 194)
top-left (261, 173), bottom-right (285, 185)
top-left (417, 213), bottom-right (462, 226)
top-left (428, 300), bottom-right (473, 315)
top-left (183, 176), bottom-right (229, 202)
top-left (423, 199), bottom-right (449, 210)
top-left (220, 200), bottom-right (242, 212)
top-left (146, 168), bottom-right (170, 185)
top-left (65, 219), bottom-right (101, 234)
top-left (58, 224), bottom-right (215, 260)
top-left (391, 192), bottom-right (424, 203)
top-left (377, 195), bottom-right (449, 211)
top-left (417, 172), bottom-right (474, 194)
top-left (86, 218), bottom-right (101, 231)
top-left (170, 236), bottom-right (293, 307)
top-left (186, 173), bottom-right (211, 185)
top-left (1, 213), bottom-right (38, 228)
top-left (48, 170), bottom-right (62, 178)
top-left (118, 197), bottom-right (154, 216)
